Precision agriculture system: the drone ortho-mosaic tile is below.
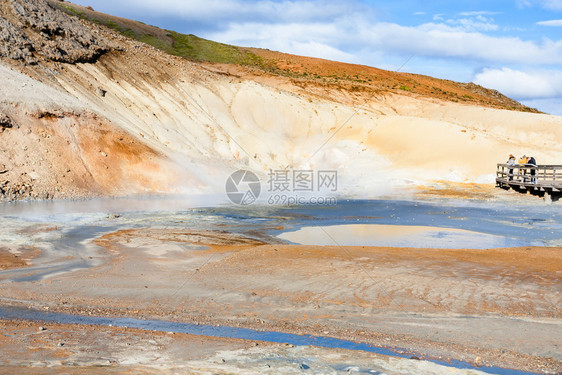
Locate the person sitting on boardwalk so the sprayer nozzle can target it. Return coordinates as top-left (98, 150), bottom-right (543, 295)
top-left (507, 154), bottom-right (516, 181)
top-left (519, 155), bottom-right (529, 181)
top-left (527, 156), bottom-right (537, 183)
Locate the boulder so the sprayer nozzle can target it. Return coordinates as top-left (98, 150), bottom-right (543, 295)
top-left (0, 113), bottom-right (13, 129)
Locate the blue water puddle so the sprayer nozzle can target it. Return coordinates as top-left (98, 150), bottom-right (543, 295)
top-left (251, 199), bottom-right (562, 247)
top-left (0, 306), bottom-right (538, 375)
top-left (276, 224), bottom-right (530, 249)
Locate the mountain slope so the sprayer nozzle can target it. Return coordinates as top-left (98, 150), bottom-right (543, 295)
top-left (1, 0), bottom-right (561, 202)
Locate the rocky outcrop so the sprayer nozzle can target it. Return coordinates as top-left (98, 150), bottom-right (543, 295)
top-left (0, 16), bottom-right (36, 63)
top-left (0, 180), bottom-right (37, 201)
top-left (0, 0), bottom-right (108, 64)
top-left (0, 113), bottom-right (13, 130)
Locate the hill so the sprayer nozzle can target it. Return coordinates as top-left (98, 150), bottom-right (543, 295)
top-left (1, 0), bottom-right (561, 202)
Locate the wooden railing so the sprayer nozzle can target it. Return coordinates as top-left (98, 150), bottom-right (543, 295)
top-left (496, 164), bottom-right (562, 196)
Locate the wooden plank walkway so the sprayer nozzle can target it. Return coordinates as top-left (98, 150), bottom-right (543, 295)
top-left (496, 164), bottom-right (562, 200)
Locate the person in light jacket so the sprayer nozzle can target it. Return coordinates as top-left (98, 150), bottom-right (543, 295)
top-left (507, 154), bottom-right (516, 181)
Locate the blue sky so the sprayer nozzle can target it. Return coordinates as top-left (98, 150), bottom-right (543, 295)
top-left (72, 0), bottom-right (562, 115)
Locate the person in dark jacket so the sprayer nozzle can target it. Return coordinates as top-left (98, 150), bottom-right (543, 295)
top-left (527, 156), bottom-right (537, 183)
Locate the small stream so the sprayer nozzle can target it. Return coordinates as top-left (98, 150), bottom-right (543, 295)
top-left (0, 306), bottom-right (538, 375)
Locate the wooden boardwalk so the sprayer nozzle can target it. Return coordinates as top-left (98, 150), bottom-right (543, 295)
top-left (496, 164), bottom-right (562, 200)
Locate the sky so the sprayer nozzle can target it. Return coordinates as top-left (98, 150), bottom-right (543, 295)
top-left (72, 0), bottom-right (562, 115)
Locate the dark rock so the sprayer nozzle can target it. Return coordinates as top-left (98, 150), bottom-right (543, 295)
top-left (0, 0), bottom-right (108, 64)
top-left (37, 111), bottom-right (64, 119)
top-left (0, 16), bottom-right (37, 63)
top-left (0, 114), bottom-right (13, 129)
top-left (0, 179), bottom-right (36, 201)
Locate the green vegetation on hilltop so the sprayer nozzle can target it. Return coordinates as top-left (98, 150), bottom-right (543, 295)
top-left (52, 1), bottom-right (269, 67)
top-left (166, 32), bottom-right (267, 65)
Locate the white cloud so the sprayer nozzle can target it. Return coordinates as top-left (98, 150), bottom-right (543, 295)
top-left (473, 67), bottom-right (562, 99)
top-left (541, 0), bottom-right (562, 10)
top-left (446, 15), bottom-right (499, 31)
top-left (537, 19), bottom-right (562, 26)
top-left (407, 24), bottom-right (562, 64)
top-left (433, 14), bottom-right (445, 21)
top-left (88, 0), bottom-right (371, 24)
top-left (205, 21), bottom-right (357, 56)
top-left (256, 34), bottom-right (356, 62)
top-left (287, 41), bottom-right (356, 62)
top-left (517, 0), bottom-right (562, 10)
top-left (208, 18), bottom-right (562, 66)
top-left (459, 11), bottom-right (500, 16)
top-left (516, 0), bottom-right (534, 8)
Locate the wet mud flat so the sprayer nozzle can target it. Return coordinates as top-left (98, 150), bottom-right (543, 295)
top-left (0, 246), bottom-right (40, 270)
top-left (0, 198), bottom-right (561, 374)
